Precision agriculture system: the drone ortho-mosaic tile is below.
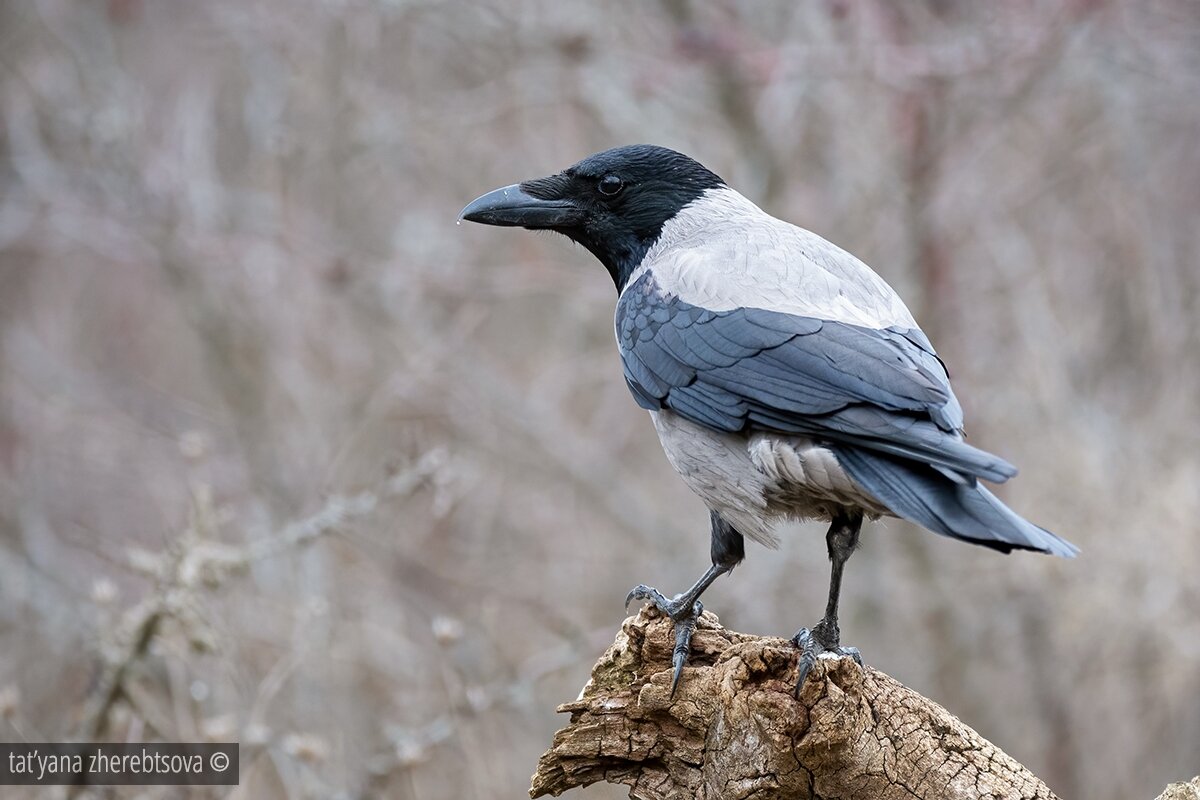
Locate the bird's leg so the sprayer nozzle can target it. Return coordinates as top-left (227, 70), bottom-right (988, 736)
top-left (792, 510), bottom-right (865, 693)
top-left (626, 511), bottom-right (744, 695)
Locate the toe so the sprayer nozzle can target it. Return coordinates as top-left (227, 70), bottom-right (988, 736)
top-left (791, 626), bottom-right (864, 694)
top-left (624, 584), bottom-right (668, 612)
top-left (668, 612), bottom-right (698, 697)
top-left (791, 628), bottom-right (819, 695)
top-left (789, 627), bottom-right (813, 650)
top-left (624, 588), bottom-right (706, 694)
top-left (670, 646), bottom-right (687, 696)
top-left (837, 646), bottom-right (864, 668)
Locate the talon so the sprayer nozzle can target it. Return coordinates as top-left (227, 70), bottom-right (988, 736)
top-left (841, 645), bottom-right (863, 668)
top-left (670, 630), bottom-right (690, 696)
top-left (791, 627), bottom-right (818, 694)
top-left (624, 584), bottom-right (668, 613)
top-left (625, 584), bottom-right (705, 694)
top-left (791, 625), bottom-right (863, 695)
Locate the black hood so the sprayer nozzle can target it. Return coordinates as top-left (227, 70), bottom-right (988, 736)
top-left (461, 145), bottom-right (725, 290)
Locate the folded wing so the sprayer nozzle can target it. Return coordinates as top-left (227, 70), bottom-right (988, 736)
top-left (617, 272), bottom-right (1009, 485)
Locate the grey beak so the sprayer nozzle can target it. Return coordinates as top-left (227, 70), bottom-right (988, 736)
top-left (459, 183), bottom-right (582, 229)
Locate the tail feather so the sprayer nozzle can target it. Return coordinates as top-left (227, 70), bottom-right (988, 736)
top-left (834, 446), bottom-right (1078, 558)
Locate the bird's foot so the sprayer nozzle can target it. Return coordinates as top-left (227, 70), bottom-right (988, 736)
top-left (625, 584), bottom-right (704, 696)
top-left (791, 619), bottom-right (863, 695)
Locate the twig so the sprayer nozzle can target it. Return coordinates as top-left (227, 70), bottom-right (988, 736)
top-left (76, 452), bottom-right (443, 747)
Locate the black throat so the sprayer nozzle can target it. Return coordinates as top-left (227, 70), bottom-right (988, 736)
top-left (574, 231), bottom-right (654, 292)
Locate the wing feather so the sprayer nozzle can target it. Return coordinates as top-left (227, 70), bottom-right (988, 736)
top-left (616, 273), bottom-right (1012, 483)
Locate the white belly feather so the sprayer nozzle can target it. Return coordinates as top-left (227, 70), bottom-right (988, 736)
top-left (650, 410), bottom-right (887, 548)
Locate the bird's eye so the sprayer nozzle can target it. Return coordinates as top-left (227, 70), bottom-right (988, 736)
top-left (597, 174), bottom-right (624, 196)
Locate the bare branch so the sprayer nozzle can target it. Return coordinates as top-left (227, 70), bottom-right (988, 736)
top-left (77, 452), bottom-right (442, 745)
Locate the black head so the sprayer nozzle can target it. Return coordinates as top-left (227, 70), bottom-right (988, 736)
top-left (460, 145), bottom-right (725, 290)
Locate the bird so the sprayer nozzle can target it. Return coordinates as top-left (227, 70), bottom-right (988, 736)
top-left (460, 144), bottom-right (1077, 694)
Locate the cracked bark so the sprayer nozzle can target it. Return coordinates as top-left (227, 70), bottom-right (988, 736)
top-left (1156, 777), bottom-right (1200, 800)
top-left (531, 609), bottom-right (1058, 800)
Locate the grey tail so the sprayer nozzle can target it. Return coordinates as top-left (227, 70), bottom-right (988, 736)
top-left (833, 447), bottom-right (1079, 557)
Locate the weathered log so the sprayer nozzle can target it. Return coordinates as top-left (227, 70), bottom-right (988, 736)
top-left (531, 608), bottom-right (1058, 800)
top-left (1155, 777), bottom-right (1200, 800)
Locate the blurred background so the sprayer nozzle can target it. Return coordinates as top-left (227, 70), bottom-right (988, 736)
top-left (1, 1), bottom-right (1198, 798)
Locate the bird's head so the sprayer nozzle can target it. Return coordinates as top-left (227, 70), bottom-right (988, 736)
top-left (460, 144), bottom-right (725, 290)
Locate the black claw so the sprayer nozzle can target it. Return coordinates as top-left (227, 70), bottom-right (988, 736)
top-left (791, 625), bottom-right (863, 695)
top-left (626, 584), bottom-right (704, 694)
top-left (625, 584), bottom-right (672, 613)
top-left (670, 632), bottom-right (690, 695)
top-left (668, 599), bottom-right (702, 697)
top-left (625, 585), bottom-right (697, 622)
top-left (792, 627), bottom-right (817, 694)
top-left (841, 645), bottom-right (864, 668)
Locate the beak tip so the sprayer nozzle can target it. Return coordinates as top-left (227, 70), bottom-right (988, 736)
top-left (459, 182), bottom-right (577, 230)
top-left (459, 187), bottom-right (514, 225)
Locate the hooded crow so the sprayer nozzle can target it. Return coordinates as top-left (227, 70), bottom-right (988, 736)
top-left (461, 144), bottom-right (1076, 693)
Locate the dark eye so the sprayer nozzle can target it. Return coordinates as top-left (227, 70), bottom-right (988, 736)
top-left (597, 174), bottom-right (624, 196)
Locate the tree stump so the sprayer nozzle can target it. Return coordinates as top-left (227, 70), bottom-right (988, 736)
top-left (1156, 777), bottom-right (1200, 800)
top-left (531, 608), bottom-right (1058, 800)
